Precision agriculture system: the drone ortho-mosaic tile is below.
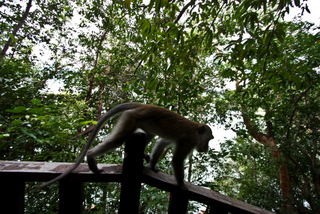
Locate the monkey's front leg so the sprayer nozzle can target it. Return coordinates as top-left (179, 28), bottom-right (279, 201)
top-left (172, 145), bottom-right (193, 191)
top-left (88, 158), bottom-right (103, 174)
top-left (172, 157), bottom-right (188, 191)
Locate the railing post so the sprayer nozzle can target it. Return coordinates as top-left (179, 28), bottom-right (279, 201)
top-left (59, 180), bottom-right (84, 214)
top-left (168, 190), bottom-right (188, 213)
top-left (0, 179), bottom-right (25, 214)
top-left (119, 132), bottom-right (147, 214)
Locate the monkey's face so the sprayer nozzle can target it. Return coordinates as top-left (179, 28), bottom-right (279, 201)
top-left (196, 125), bottom-right (214, 152)
top-left (196, 143), bottom-right (209, 152)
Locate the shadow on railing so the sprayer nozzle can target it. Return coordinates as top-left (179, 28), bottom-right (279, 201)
top-left (0, 133), bottom-right (274, 214)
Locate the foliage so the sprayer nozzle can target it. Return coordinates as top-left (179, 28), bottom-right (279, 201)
top-left (213, 19), bottom-right (320, 213)
top-left (0, 0), bottom-right (318, 213)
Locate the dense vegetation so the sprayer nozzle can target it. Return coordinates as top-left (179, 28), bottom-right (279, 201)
top-left (1, 0), bottom-right (319, 213)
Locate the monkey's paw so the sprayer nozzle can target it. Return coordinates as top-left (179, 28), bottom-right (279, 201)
top-left (88, 158), bottom-right (103, 174)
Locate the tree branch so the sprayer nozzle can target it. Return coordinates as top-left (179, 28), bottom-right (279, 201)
top-left (0, 0), bottom-right (33, 59)
top-left (72, 124), bottom-right (95, 139)
top-left (174, 1), bottom-right (193, 24)
top-left (286, 80), bottom-right (313, 139)
top-left (236, 81), bottom-right (274, 148)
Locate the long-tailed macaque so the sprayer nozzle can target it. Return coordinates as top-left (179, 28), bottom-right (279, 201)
top-left (36, 102), bottom-right (213, 191)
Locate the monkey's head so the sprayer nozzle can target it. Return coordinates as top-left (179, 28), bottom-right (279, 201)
top-left (196, 125), bottom-right (214, 152)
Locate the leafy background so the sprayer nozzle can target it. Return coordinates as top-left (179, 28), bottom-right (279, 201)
top-left (1, 0), bottom-right (319, 213)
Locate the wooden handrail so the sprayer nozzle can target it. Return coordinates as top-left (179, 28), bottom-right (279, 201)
top-left (0, 133), bottom-right (274, 214)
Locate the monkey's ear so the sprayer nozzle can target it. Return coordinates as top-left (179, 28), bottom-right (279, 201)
top-left (198, 125), bottom-right (206, 135)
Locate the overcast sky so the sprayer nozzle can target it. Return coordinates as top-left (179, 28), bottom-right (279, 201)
top-left (285, 0), bottom-right (320, 22)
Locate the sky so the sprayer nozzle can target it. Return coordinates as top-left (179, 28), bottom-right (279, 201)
top-left (284, 0), bottom-right (320, 22)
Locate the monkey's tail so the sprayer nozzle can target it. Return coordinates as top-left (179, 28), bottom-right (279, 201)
top-left (35, 102), bottom-right (141, 191)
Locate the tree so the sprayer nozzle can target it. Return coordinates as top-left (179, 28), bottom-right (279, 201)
top-left (214, 19), bottom-right (320, 213)
top-left (1, 0), bottom-right (315, 213)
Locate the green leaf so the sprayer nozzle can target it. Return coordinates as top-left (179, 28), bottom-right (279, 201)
top-left (134, 89), bottom-right (142, 95)
top-left (148, 0), bottom-right (156, 12)
top-left (64, 6), bottom-right (71, 12)
top-left (166, 22), bottom-right (175, 28)
top-left (31, 99), bottom-right (41, 105)
top-left (155, 0), bottom-right (161, 13)
top-left (148, 55), bottom-right (153, 67)
top-left (79, 120), bottom-right (98, 125)
top-left (148, 78), bottom-right (158, 91)
top-left (305, 5), bottom-right (310, 13)
top-left (9, 34), bottom-right (17, 44)
top-left (21, 128), bottom-right (37, 139)
top-left (294, 76), bottom-right (302, 90)
top-left (125, 0), bottom-right (131, 10)
top-left (274, 25), bottom-right (286, 43)
top-left (258, 46), bottom-right (268, 58)
top-left (12, 119), bottom-right (22, 125)
top-left (141, 22), bottom-right (150, 36)
top-left (5, 106), bottom-right (27, 113)
top-left (27, 108), bottom-right (45, 115)
top-left (264, 31), bottom-right (273, 44)
top-left (205, 29), bottom-right (213, 47)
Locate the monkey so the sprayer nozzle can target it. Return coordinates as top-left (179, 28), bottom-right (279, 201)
top-left (36, 102), bottom-right (213, 191)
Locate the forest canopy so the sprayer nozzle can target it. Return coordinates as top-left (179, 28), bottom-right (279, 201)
top-left (0, 0), bottom-right (319, 213)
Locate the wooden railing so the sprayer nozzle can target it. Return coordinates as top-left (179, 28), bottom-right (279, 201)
top-left (0, 133), bottom-right (274, 214)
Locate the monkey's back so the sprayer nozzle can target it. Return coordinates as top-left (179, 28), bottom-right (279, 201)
top-left (134, 104), bottom-right (201, 142)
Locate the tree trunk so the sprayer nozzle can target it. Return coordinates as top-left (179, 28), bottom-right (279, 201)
top-left (236, 81), bottom-right (296, 212)
top-left (241, 111), bottom-right (296, 212)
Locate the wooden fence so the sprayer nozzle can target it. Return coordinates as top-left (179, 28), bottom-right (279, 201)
top-left (0, 133), bottom-right (274, 214)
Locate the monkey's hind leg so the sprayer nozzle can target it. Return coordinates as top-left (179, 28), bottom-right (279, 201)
top-left (87, 111), bottom-right (138, 174)
top-left (88, 158), bottom-right (103, 174)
